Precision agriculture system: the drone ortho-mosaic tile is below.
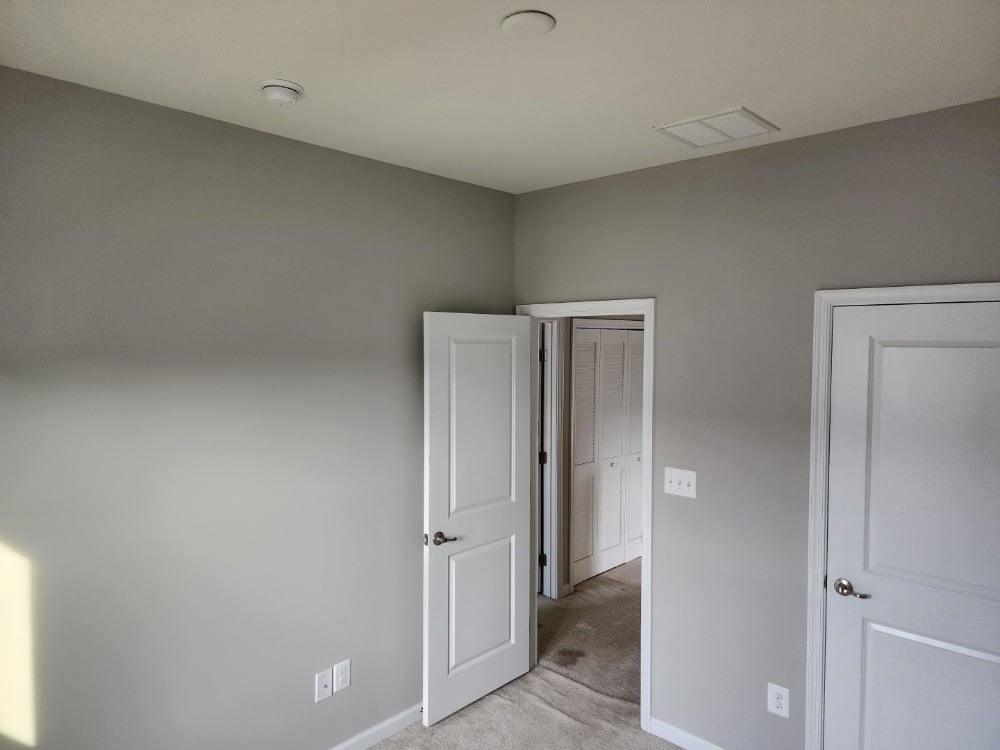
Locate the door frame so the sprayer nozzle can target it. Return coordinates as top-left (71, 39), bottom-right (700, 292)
top-left (516, 297), bottom-right (655, 733)
top-left (805, 282), bottom-right (1000, 750)
top-left (535, 318), bottom-right (564, 600)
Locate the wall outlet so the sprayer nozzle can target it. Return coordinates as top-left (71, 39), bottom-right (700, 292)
top-left (334, 659), bottom-right (351, 692)
top-left (767, 682), bottom-right (789, 718)
top-left (315, 668), bottom-right (333, 703)
top-left (664, 467), bottom-right (697, 498)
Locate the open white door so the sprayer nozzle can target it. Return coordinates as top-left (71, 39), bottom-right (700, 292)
top-left (423, 312), bottom-right (531, 726)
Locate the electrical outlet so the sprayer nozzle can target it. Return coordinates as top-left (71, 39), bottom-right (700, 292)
top-left (315, 668), bottom-right (332, 703)
top-left (334, 659), bottom-right (351, 692)
top-left (664, 467), bottom-right (697, 498)
top-left (767, 682), bottom-right (789, 718)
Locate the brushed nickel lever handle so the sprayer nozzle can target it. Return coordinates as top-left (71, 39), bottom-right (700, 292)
top-left (833, 578), bottom-right (871, 599)
top-left (433, 531), bottom-right (458, 546)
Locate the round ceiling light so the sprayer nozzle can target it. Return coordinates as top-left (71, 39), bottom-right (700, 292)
top-left (259, 79), bottom-right (303, 107)
top-left (501, 10), bottom-right (556, 37)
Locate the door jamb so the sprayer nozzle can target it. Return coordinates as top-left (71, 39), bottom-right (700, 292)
top-left (535, 319), bottom-right (563, 600)
top-left (805, 282), bottom-right (1000, 750)
top-left (516, 297), bottom-right (655, 733)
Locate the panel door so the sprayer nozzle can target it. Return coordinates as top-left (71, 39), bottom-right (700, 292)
top-left (423, 312), bottom-right (531, 726)
top-left (824, 301), bottom-right (1000, 749)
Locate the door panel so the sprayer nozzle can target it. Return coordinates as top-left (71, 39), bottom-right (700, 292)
top-left (424, 313), bottom-right (530, 726)
top-left (450, 338), bottom-right (514, 515)
top-left (572, 331), bottom-right (599, 466)
top-left (866, 343), bottom-right (1000, 597)
top-left (627, 331), bottom-right (644, 456)
top-left (824, 301), bottom-right (1000, 749)
top-left (625, 453), bottom-right (643, 560)
top-left (597, 458), bottom-right (624, 552)
top-left (449, 537), bottom-right (514, 671)
top-left (861, 622), bottom-right (1000, 750)
top-left (598, 331), bottom-right (626, 461)
top-left (571, 465), bottom-right (595, 563)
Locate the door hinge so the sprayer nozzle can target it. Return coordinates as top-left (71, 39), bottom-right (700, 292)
top-left (539, 553), bottom-right (548, 567)
top-left (539, 349), bottom-right (548, 362)
top-left (539, 450), bottom-right (548, 464)
top-left (423, 533), bottom-right (428, 546)
top-left (823, 574), bottom-right (827, 589)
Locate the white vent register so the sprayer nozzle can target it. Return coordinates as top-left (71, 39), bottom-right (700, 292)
top-left (656, 107), bottom-right (778, 147)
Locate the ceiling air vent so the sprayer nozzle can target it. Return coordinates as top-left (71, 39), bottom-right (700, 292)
top-left (655, 107), bottom-right (779, 147)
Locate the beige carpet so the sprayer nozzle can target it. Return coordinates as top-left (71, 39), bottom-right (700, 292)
top-left (376, 559), bottom-right (679, 749)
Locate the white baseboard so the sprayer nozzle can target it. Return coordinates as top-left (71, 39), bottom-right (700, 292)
top-left (649, 717), bottom-right (727, 750)
top-left (558, 583), bottom-right (574, 598)
top-left (329, 703), bottom-right (422, 750)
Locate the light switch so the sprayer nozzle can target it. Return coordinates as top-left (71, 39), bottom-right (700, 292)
top-left (664, 467), bottom-right (696, 498)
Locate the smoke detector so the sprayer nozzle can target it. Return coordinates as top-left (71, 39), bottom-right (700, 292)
top-left (259, 79), bottom-right (303, 107)
top-left (655, 107), bottom-right (779, 147)
top-left (501, 10), bottom-right (556, 36)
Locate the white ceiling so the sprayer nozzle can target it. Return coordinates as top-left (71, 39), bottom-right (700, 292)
top-left (2, 1), bottom-right (998, 193)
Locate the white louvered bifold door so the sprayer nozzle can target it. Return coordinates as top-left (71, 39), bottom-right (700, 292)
top-left (594, 329), bottom-right (628, 574)
top-left (624, 330), bottom-right (643, 562)
top-left (571, 324), bottom-right (642, 584)
top-left (570, 329), bottom-right (599, 583)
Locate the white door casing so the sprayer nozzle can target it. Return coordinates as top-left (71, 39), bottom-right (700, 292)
top-left (516, 297), bottom-right (655, 733)
top-left (824, 301), bottom-right (1000, 749)
top-left (423, 312), bottom-right (531, 726)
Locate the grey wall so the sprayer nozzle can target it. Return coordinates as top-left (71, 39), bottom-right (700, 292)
top-left (4, 59), bottom-right (999, 750)
top-left (515, 98), bottom-right (1000, 750)
top-left (0, 66), bottom-right (513, 750)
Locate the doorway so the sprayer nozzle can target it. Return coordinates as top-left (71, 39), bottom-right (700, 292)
top-left (517, 298), bottom-right (654, 732)
top-left (418, 300), bottom-right (654, 734)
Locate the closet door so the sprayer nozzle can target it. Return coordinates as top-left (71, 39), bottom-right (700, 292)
top-left (594, 329), bottom-right (628, 574)
top-left (570, 329), bottom-right (600, 584)
top-left (624, 330), bottom-right (643, 561)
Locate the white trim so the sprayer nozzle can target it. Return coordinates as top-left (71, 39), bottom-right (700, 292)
top-left (328, 703), bottom-right (422, 750)
top-left (518, 298), bottom-right (654, 319)
top-left (517, 298), bottom-right (655, 733)
top-left (573, 318), bottom-right (645, 330)
top-left (529, 318), bottom-right (540, 668)
top-left (648, 717), bottom-right (727, 750)
top-left (537, 320), bottom-right (563, 599)
top-left (805, 282), bottom-right (1000, 750)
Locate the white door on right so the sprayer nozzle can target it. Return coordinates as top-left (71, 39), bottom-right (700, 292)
top-left (825, 301), bottom-right (1000, 750)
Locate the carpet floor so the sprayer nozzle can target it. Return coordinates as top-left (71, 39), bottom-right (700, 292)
top-left (376, 559), bottom-right (679, 749)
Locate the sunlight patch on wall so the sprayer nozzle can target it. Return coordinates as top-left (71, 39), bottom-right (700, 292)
top-left (0, 541), bottom-right (36, 746)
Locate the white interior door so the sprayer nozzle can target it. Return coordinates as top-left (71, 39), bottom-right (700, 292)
top-left (824, 301), bottom-right (1000, 749)
top-left (571, 324), bottom-right (645, 584)
top-left (423, 312), bottom-right (531, 726)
